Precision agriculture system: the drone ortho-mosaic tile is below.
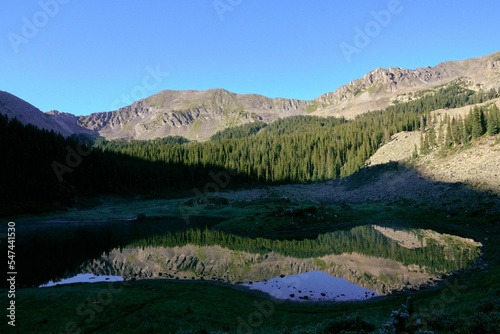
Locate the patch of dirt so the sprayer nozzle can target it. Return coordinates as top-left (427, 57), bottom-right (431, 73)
top-left (367, 131), bottom-right (421, 166)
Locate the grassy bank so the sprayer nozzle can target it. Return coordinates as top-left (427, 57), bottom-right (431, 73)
top-left (3, 188), bottom-right (500, 333)
top-left (8, 259), bottom-right (500, 333)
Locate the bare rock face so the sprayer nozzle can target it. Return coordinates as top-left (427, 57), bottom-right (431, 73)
top-left (46, 110), bottom-right (98, 137)
top-left (2, 51), bottom-right (499, 140)
top-left (76, 89), bottom-right (309, 141)
top-left (311, 51), bottom-right (500, 119)
top-left (314, 66), bottom-right (449, 109)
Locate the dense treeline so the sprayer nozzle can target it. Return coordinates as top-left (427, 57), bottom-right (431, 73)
top-left (98, 83), bottom-right (497, 183)
top-left (261, 115), bottom-right (348, 136)
top-left (0, 116), bottom-right (248, 216)
top-left (0, 116), bottom-right (77, 214)
top-left (210, 116), bottom-right (348, 141)
top-left (210, 121), bottom-right (267, 141)
top-left (129, 225), bottom-right (480, 274)
top-left (1, 83), bottom-right (498, 215)
top-left (420, 103), bottom-right (500, 153)
top-left (94, 136), bottom-right (190, 148)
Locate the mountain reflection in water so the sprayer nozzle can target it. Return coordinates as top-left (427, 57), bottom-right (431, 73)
top-left (67, 224), bottom-right (481, 298)
top-left (244, 271), bottom-right (379, 302)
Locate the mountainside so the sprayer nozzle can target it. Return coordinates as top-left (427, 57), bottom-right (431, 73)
top-left (367, 98), bottom-right (500, 192)
top-left (0, 91), bottom-right (95, 137)
top-left (78, 89), bottom-right (309, 141)
top-left (1, 51), bottom-right (499, 140)
top-left (311, 51), bottom-right (500, 118)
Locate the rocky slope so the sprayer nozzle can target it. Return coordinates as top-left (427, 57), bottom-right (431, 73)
top-left (367, 98), bottom-right (500, 192)
top-left (311, 51), bottom-right (500, 118)
top-left (78, 89), bottom-right (309, 141)
top-left (1, 51), bottom-right (499, 140)
top-left (417, 134), bottom-right (500, 192)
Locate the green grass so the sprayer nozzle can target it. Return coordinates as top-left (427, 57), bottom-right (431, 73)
top-left (10, 196), bottom-right (189, 224)
top-left (4, 189), bottom-right (500, 333)
top-left (191, 119), bottom-right (202, 135)
top-left (10, 264), bottom-right (500, 333)
top-left (306, 101), bottom-right (321, 114)
top-left (9, 279), bottom-right (404, 334)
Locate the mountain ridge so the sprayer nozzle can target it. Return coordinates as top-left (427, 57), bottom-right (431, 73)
top-left (0, 91), bottom-right (96, 137)
top-left (77, 89), bottom-right (309, 140)
top-left (2, 51), bottom-right (499, 140)
top-left (312, 51), bottom-right (500, 118)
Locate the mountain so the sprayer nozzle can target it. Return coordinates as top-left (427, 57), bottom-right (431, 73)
top-left (78, 89), bottom-right (309, 141)
top-left (311, 51), bottom-right (500, 118)
top-left (79, 225), bottom-right (480, 295)
top-left (0, 91), bottom-right (95, 137)
top-left (1, 51), bottom-right (499, 140)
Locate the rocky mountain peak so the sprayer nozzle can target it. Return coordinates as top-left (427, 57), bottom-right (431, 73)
top-left (311, 51), bottom-right (500, 118)
top-left (1, 51), bottom-right (499, 140)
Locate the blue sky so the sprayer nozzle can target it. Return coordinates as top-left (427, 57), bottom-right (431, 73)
top-left (1, 0), bottom-right (500, 116)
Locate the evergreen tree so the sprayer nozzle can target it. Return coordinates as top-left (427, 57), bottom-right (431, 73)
top-left (1, 81), bottom-right (496, 216)
top-left (470, 106), bottom-right (486, 139)
top-left (444, 121), bottom-right (453, 148)
top-left (427, 127), bottom-right (437, 148)
top-left (420, 133), bottom-right (430, 155)
top-left (487, 104), bottom-right (500, 135)
top-left (412, 144), bottom-right (418, 159)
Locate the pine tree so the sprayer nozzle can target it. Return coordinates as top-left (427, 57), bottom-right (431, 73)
top-left (464, 111), bottom-right (473, 143)
top-left (470, 106), bottom-right (485, 139)
top-left (487, 104), bottom-right (500, 135)
top-left (412, 144), bottom-right (418, 159)
top-left (451, 117), bottom-right (462, 145)
top-left (444, 121), bottom-right (453, 148)
top-left (427, 127), bottom-right (437, 148)
top-left (420, 133), bottom-right (430, 155)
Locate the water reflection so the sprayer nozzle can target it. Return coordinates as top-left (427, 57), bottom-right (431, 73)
top-left (71, 224), bottom-right (481, 298)
top-left (40, 274), bottom-right (123, 287)
top-left (10, 216), bottom-right (223, 288)
top-left (244, 271), bottom-right (379, 302)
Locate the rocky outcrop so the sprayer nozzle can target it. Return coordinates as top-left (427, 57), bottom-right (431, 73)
top-left (46, 110), bottom-right (98, 137)
top-left (311, 51), bottom-right (500, 118)
top-left (2, 51), bottom-right (499, 140)
top-left (315, 66), bottom-right (450, 108)
top-left (77, 89), bottom-right (309, 140)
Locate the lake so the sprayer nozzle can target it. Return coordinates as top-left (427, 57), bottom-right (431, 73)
top-left (9, 218), bottom-right (482, 301)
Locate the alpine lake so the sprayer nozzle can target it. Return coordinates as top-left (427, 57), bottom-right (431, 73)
top-left (12, 197), bottom-right (482, 303)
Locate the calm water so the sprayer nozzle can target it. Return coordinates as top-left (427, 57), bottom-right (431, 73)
top-left (40, 274), bottom-right (123, 287)
top-left (8, 218), bottom-right (482, 301)
top-left (244, 271), bottom-right (379, 302)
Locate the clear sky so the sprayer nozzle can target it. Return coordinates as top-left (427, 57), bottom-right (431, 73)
top-left (1, 0), bottom-right (500, 116)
